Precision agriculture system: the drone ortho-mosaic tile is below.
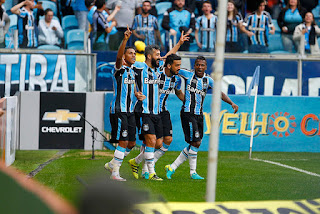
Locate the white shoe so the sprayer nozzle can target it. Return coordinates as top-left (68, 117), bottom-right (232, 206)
top-left (110, 175), bottom-right (126, 181)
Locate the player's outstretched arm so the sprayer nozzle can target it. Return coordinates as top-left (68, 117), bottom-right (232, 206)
top-left (115, 25), bottom-right (132, 70)
top-left (221, 92), bottom-right (238, 114)
top-left (163, 31), bottom-right (190, 59)
top-left (175, 89), bottom-right (185, 102)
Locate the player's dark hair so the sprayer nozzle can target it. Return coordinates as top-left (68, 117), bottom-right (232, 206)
top-left (85, 0), bottom-right (95, 8)
top-left (44, 8), bottom-right (53, 16)
top-left (195, 55), bottom-right (206, 62)
top-left (145, 45), bottom-right (160, 57)
top-left (124, 46), bottom-right (136, 54)
top-left (256, 0), bottom-right (266, 10)
top-left (95, 0), bottom-right (105, 9)
top-left (202, 0), bottom-right (212, 6)
top-left (164, 54), bottom-right (181, 67)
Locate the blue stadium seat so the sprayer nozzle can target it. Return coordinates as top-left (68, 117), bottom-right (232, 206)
top-left (312, 6), bottom-right (320, 18)
top-left (62, 15), bottom-right (79, 38)
top-left (155, 2), bottom-right (172, 15)
top-left (9, 14), bottom-right (17, 28)
top-left (318, 37), bottom-right (320, 48)
top-left (5, 15), bottom-right (18, 48)
top-left (3, 0), bottom-right (13, 13)
top-left (268, 33), bottom-right (285, 52)
top-left (270, 50), bottom-right (291, 54)
top-left (40, 1), bottom-right (58, 16)
top-left (272, 19), bottom-right (281, 33)
top-left (66, 29), bottom-right (85, 50)
top-left (37, 45), bottom-right (61, 50)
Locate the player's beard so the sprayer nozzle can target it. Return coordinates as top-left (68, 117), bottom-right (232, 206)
top-left (151, 58), bottom-right (159, 68)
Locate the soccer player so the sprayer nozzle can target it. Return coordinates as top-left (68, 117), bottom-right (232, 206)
top-left (105, 26), bottom-right (145, 181)
top-left (128, 33), bottom-right (189, 181)
top-left (139, 54), bottom-right (185, 179)
top-left (165, 56), bottom-right (239, 180)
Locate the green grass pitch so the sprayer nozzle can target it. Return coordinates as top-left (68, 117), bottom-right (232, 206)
top-left (12, 150), bottom-right (320, 206)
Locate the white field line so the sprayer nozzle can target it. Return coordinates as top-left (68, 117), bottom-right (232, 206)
top-left (252, 158), bottom-right (320, 178)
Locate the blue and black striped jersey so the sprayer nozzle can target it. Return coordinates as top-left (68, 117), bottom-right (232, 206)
top-left (178, 69), bottom-right (214, 115)
top-left (196, 14), bottom-right (217, 49)
top-left (158, 69), bottom-right (182, 112)
top-left (243, 11), bottom-right (273, 46)
top-left (134, 61), bottom-right (161, 114)
top-left (110, 65), bottom-right (136, 113)
top-left (132, 14), bottom-right (159, 46)
top-left (226, 14), bottom-right (243, 42)
top-left (18, 7), bottom-right (37, 48)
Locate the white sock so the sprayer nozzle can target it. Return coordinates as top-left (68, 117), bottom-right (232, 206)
top-left (124, 147), bottom-right (132, 158)
top-left (154, 143), bottom-right (170, 163)
top-left (112, 146), bottom-right (125, 176)
top-left (135, 143), bottom-right (145, 164)
top-left (171, 146), bottom-right (189, 171)
top-left (108, 158), bottom-right (114, 169)
top-left (144, 146), bottom-right (155, 174)
top-left (189, 146), bottom-right (198, 175)
top-left (141, 162), bottom-right (148, 174)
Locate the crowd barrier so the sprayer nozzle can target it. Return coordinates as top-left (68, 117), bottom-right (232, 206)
top-left (0, 96), bottom-right (18, 166)
top-left (95, 51), bottom-right (320, 97)
top-left (104, 93), bottom-right (320, 152)
top-left (0, 49), bottom-right (96, 97)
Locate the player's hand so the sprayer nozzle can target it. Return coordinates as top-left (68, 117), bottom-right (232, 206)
top-left (124, 25), bottom-right (132, 41)
top-left (115, 5), bottom-right (121, 11)
top-left (246, 31), bottom-right (254, 37)
top-left (231, 103), bottom-right (239, 114)
top-left (0, 108), bottom-right (4, 117)
top-left (135, 91), bottom-right (146, 101)
top-left (178, 31), bottom-right (190, 45)
top-left (197, 42), bottom-right (202, 49)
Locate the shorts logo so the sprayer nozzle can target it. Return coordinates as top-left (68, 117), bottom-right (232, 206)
top-left (143, 124), bottom-right (149, 131)
top-left (170, 130), bottom-right (173, 134)
top-left (122, 130), bottom-right (128, 137)
top-left (195, 131), bottom-right (200, 138)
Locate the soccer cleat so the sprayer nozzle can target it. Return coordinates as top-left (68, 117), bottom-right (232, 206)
top-left (165, 165), bottom-right (175, 179)
top-left (104, 162), bottom-right (113, 173)
top-left (110, 175), bottom-right (126, 181)
top-left (128, 158), bottom-right (139, 179)
top-left (149, 173), bottom-right (163, 181)
top-left (141, 172), bottom-right (149, 179)
top-left (190, 173), bottom-right (204, 180)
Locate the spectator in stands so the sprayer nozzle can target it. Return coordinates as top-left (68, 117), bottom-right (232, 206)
top-left (195, 1), bottom-right (217, 52)
top-left (225, 0), bottom-right (245, 53)
top-left (71, 0), bottom-right (89, 31)
top-left (132, 0), bottom-right (164, 49)
top-left (277, 0), bottom-right (307, 52)
top-left (106, 0), bottom-right (142, 50)
top-left (243, 0), bottom-right (275, 53)
top-left (0, 0), bottom-right (10, 48)
top-left (91, 0), bottom-right (117, 50)
top-left (11, 0), bottom-right (39, 48)
top-left (38, 9), bottom-right (63, 47)
top-left (162, 0), bottom-right (195, 51)
top-left (293, 12), bottom-right (320, 54)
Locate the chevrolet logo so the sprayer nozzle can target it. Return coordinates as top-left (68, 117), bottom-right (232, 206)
top-left (42, 109), bottom-right (82, 124)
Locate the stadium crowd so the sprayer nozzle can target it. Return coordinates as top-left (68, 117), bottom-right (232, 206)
top-left (0, 0), bottom-right (320, 53)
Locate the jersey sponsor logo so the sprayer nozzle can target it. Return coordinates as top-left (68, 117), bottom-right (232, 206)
top-left (25, 25), bottom-right (34, 30)
top-left (136, 26), bottom-right (154, 31)
top-left (123, 78), bottom-right (135, 84)
top-left (187, 85), bottom-right (206, 96)
top-left (122, 130), bottom-right (128, 137)
top-left (248, 26), bottom-right (266, 31)
top-left (200, 28), bottom-right (215, 32)
top-left (159, 88), bottom-right (174, 94)
top-left (144, 78), bottom-right (160, 84)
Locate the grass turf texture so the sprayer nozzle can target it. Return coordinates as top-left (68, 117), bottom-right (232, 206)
top-left (12, 150), bottom-right (320, 205)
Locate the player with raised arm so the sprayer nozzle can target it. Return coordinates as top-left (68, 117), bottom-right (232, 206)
top-left (165, 56), bottom-right (239, 180)
top-left (105, 26), bottom-right (145, 181)
top-left (128, 33), bottom-right (189, 181)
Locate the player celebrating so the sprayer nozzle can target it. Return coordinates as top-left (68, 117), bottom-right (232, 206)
top-left (128, 34), bottom-right (189, 181)
top-left (105, 26), bottom-right (145, 181)
top-left (165, 56), bottom-right (239, 180)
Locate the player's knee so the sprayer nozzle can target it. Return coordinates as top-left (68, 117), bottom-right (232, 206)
top-left (190, 141), bottom-right (201, 148)
top-left (127, 141), bottom-right (136, 149)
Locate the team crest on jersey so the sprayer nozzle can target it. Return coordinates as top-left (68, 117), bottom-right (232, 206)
top-left (122, 130), bottom-right (128, 137)
top-left (203, 82), bottom-right (208, 88)
top-left (195, 131), bottom-right (200, 138)
top-left (192, 79), bottom-right (197, 84)
top-left (143, 124), bottom-right (149, 131)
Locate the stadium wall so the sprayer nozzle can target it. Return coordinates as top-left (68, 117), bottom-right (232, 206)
top-left (104, 93), bottom-right (320, 152)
